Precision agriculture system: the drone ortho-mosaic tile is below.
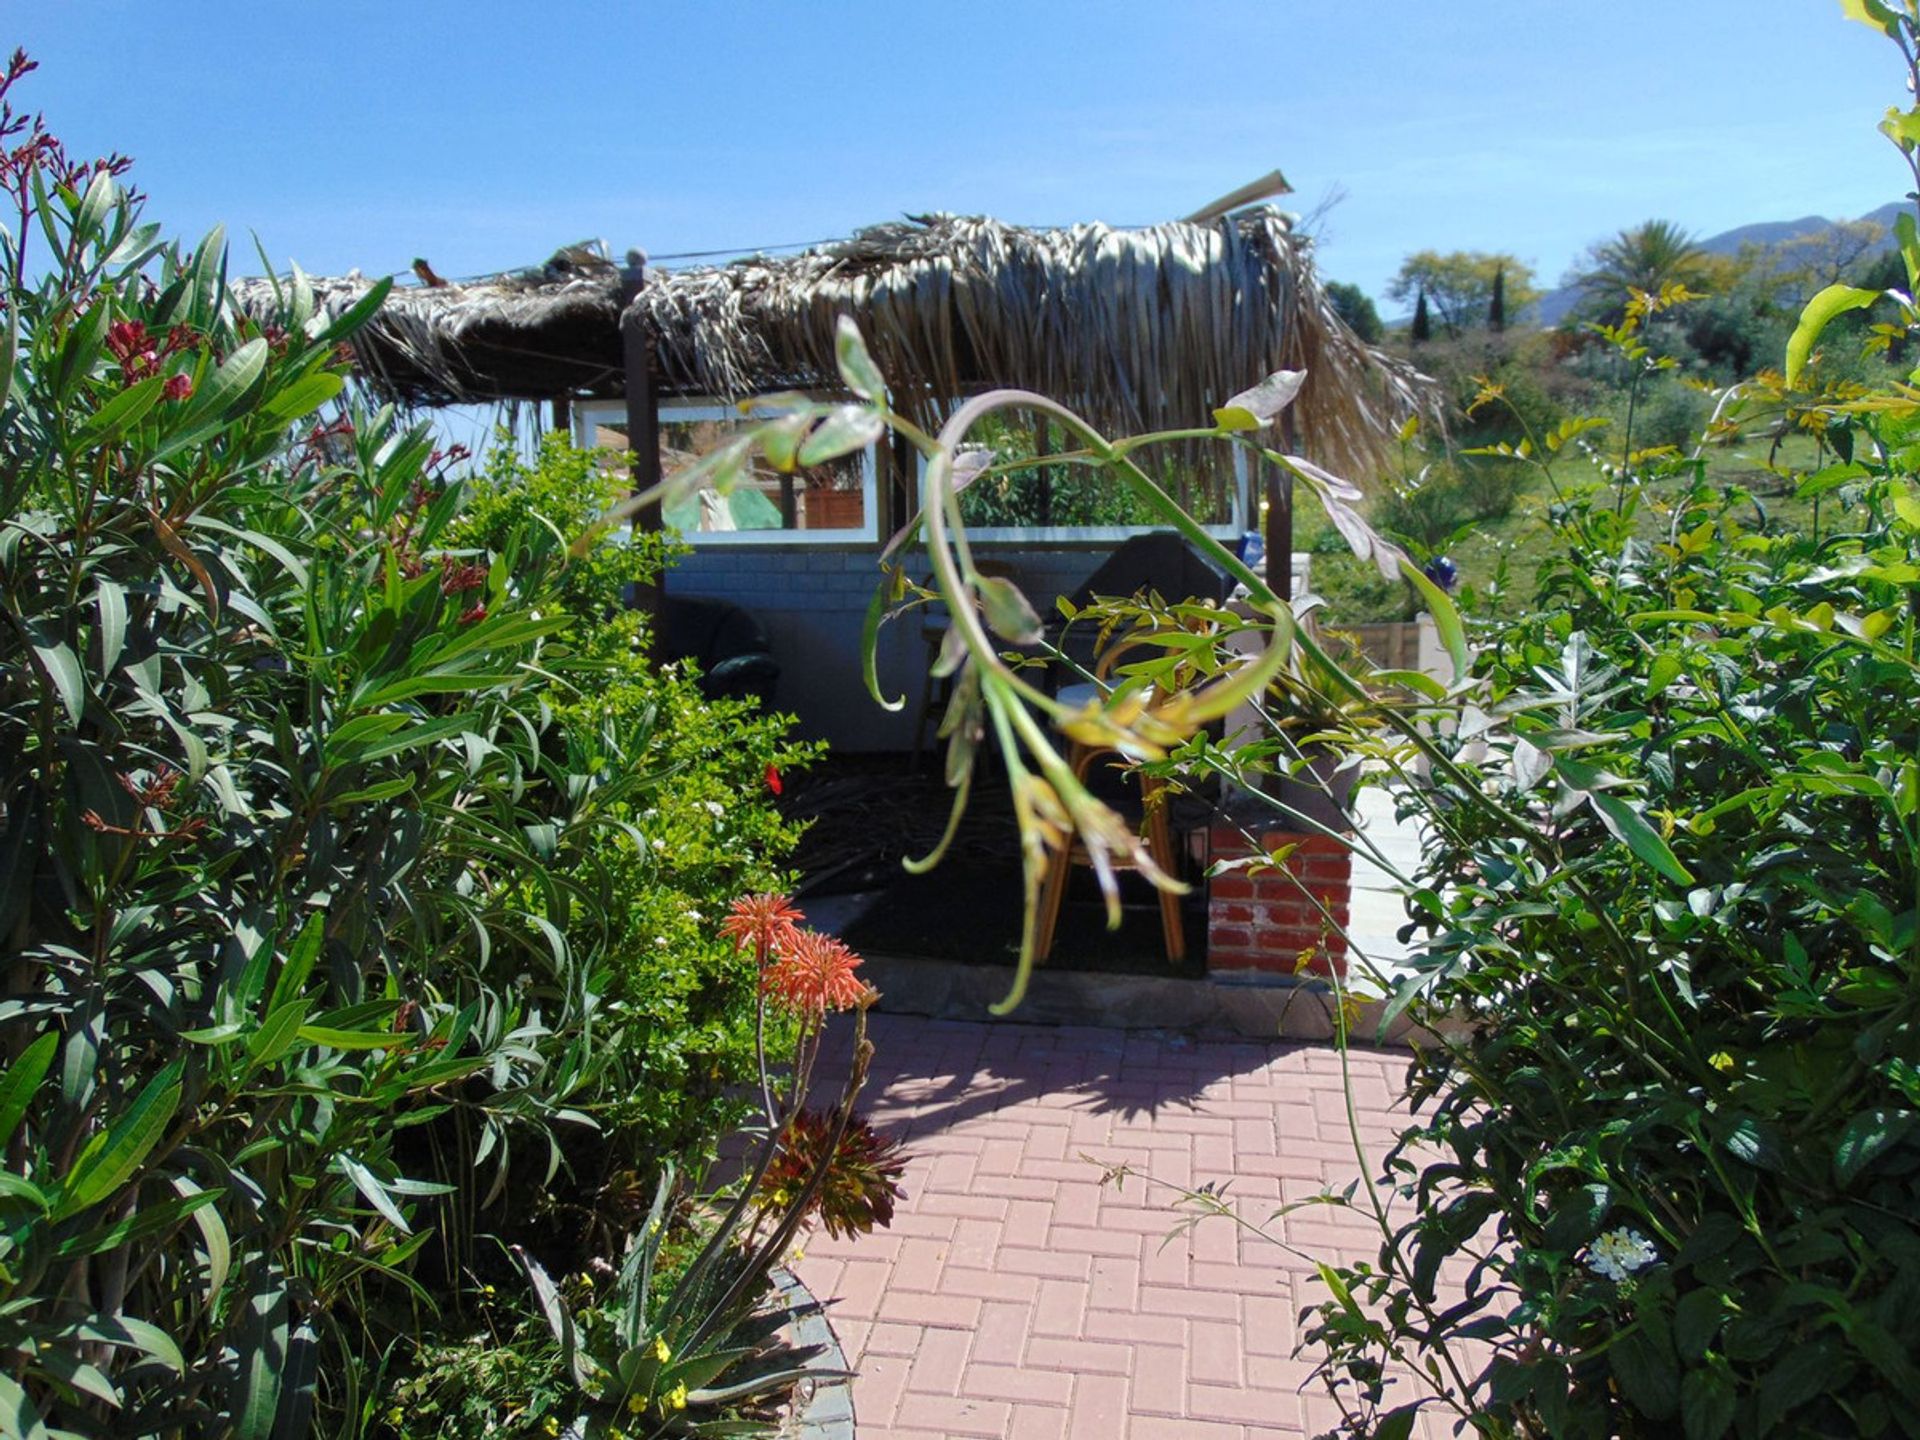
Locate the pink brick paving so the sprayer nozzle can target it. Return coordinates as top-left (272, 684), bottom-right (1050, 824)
top-left (795, 1012), bottom-right (1439, 1440)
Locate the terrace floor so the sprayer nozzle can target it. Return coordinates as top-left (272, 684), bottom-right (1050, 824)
top-left (796, 1012), bottom-right (1440, 1439)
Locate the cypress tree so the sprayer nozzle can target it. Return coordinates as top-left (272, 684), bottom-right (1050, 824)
top-left (1411, 289), bottom-right (1432, 345)
top-left (1489, 266), bottom-right (1507, 332)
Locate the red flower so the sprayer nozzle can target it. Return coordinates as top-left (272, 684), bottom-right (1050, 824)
top-left (765, 763), bottom-right (784, 796)
top-left (439, 556), bottom-right (488, 595)
top-left (756, 1109), bottom-right (906, 1240)
top-left (104, 319), bottom-right (157, 383)
top-left (719, 893), bottom-right (805, 958)
top-left (763, 929), bottom-right (873, 1017)
top-left (162, 373), bottom-right (193, 402)
top-left (457, 602), bottom-right (487, 625)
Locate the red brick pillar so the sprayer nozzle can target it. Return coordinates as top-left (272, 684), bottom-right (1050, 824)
top-left (1206, 826), bottom-right (1351, 980)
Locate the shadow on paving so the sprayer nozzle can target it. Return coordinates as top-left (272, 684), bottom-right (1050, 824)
top-left (819, 1009), bottom-right (1320, 1139)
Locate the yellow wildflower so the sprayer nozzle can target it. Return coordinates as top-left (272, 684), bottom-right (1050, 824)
top-left (669, 1382), bottom-right (688, 1411)
top-left (652, 1335), bottom-right (670, 1363)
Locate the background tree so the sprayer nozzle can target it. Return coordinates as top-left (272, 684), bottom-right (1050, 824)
top-left (1570, 218), bottom-right (1710, 319)
top-left (1386, 250), bottom-right (1538, 336)
top-left (1488, 266), bottom-right (1507, 331)
top-left (1410, 289), bottom-right (1432, 344)
top-left (1773, 217), bottom-right (1890, 300)
top-left (1325, 279), bottom-right (1384, 343)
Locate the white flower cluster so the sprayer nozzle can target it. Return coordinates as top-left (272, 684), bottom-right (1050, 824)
top-left (1586, 1227), bottom-right (1659, 1282)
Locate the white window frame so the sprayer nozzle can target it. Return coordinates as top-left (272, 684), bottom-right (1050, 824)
top-left (572, 398), bottom-right (881, 546)
top-left (922, 443), bottom-right (1251, 545)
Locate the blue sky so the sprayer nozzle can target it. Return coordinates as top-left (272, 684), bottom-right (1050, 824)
top-left (12, 2), bottom-right (1905, 305)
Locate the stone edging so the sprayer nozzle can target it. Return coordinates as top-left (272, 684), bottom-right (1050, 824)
top-left (772, 1265), bottom-right (856, 1439)
top-left (859, 951), bottom-right (1469, 1047)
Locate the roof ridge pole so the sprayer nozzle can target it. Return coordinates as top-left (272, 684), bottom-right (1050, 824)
top-left (621, 249), bottom-right (665, 654)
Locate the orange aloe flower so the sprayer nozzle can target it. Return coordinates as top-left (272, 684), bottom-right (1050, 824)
top-left (719, 892), bottom-right (805, 958)
top-left (762, 929), bottom-right (873, 1016)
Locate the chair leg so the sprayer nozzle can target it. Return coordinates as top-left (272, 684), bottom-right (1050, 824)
top-left (1034, 837), bottom-right (1074, 963)
top-left (1143, 779), bottom-right (1186, 963)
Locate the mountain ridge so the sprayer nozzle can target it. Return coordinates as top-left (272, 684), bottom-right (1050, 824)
top-left (1529, 201), bottom-right (1908, 324)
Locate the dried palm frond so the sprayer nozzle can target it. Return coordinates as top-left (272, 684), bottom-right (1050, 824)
top-left (233, 212), bottom-right (1436, 488)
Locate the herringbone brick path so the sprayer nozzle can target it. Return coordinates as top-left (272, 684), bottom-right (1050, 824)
top-left (796, 1012), bottom-right (1432, 1439)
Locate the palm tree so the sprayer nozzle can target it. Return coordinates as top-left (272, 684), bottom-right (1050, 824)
top-left (1573, 220), bottom-right (1710, 319)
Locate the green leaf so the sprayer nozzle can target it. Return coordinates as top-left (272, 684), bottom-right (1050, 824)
top-left (26, 623), bottom-right (86, 727)
top-left (1646, 652), bottom-right (1683, 699)
top-left (270, 915), bottom-right (326, 1014)
top-left (176, 1175), bottom-right (230, 1305)
top-left (1680, 1365), bottom-right (1736, 1440)
top-left (64, 1315), bottom-right (184, 1372)
top-left (55, 1060), bottom-right (182, 1219)
top-left (1610, 1326), bottom-right (1679, 1420)
top-left (1315, 1261), bottom-right (1364, 1321)
top-left (1373, 1404), bottom-right (1420, 1440)
top-left (1842, 0), bottom-right (1903, 36)
top-left (0, 1031), bottom-right (56, 1151)
top-left (337, 1154), bottom-right (412, 1234)
top-left (1833, 1108), bottom-right (1919, 1186)
top-left (181, 515), bottom-right (311, 590)
top-left (1588, 790), bottom-right (1693, 885)
top-left (1897, 213), bottom-right (1920, 298)
top-left (834, 315), bottom-right (886, 401)
top-left (1543, 1182), bottom-right (1611, 1251)
top-left (976, 574), bottom-right (1043, 645)
top-left (859, 573), bottom-right (907, 712)
top-left (33, 1348), bottom-right (118, 1411)
top-left (187, 224), bottom-right (228, 329)
top-left (184, 337), bottom-right (269, 425)
top-left (95, 579), bottom-right (127, 676)
top-left (231, 1275), bottom-right (287, 1440)
top-left (262, 371), bottom-right (344, 422)
top-left (0, 1372), bottom-right (51, 1440)
top-left (54, 1186), bottom-right (221, 1259)
top-left (1755, 1341), bottom-right (1835, 1433)
top-left (797, 403), bottom-right (883, 466)
top-left (1674, 1289), bottom-right (1725, 1362)
top-left (1719, 1116), bottom-right (1784, 1171)
top-left (1216, 369), bottom-right (1305, 431)
top-left (354, 672), bottom-right (515, 708)
top-left (312, 275), bottom-right (393, 347)
top-left (328, 774), bottom-right (418, 808)
top-left (76, 374), bottom-right (165, 447)
top-left (1399, 557), bottom-right (1469, 683)
top-left (246, 1000), bottom-right (311, 1070)
top-left (295, 1025), bottom-right (400, 1051)
top-left (1884, 105), bottom-right (1920, 150)
top-left (516, 1246), bottom-right (591, 1389)
top-left (1785, 283), bottom-right (1880, 386)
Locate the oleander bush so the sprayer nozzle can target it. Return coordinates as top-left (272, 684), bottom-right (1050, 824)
top-left (0, 58), bottom-right (835, 1438)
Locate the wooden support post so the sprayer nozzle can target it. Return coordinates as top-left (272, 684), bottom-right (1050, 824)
top-left (551, 395), bottom-right (571, 437)
top-left (620, 254), bottom-right (664, 652)
top-left (886, 429), bottom-right (916, 543)
top-left (1033, 416), bottom-right (1052, 527)
top-left (1266, 412), bottom-right (1299, 604)
top-left (1263, 459), bottom-right (1293, 605)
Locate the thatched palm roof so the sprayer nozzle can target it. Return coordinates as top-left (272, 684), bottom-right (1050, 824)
top-left (237, 210), bottom-right (1430, 484)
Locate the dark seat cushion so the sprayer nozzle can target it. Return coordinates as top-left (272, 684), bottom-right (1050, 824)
top-left (659, 594), bottom-right (779, 707)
